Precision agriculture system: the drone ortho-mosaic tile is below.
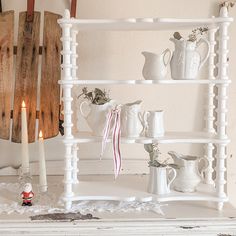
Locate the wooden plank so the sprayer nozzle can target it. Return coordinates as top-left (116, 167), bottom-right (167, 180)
top-left (39, 11), bottom-right (62, 139)
top-left (0, 11), bottom-right (14, 140)
top-left (14, 45), bottom-right (43, 55)
top-left (12, 12), bottom-right (40, 143)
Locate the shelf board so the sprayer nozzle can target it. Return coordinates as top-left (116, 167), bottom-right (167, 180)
top-left (67, 175), bottom-right (226, 203)
top-left (69, 131), bottom-right (230, 144)
top-left (58, 17), bottom-right (233, 31)
top-left (59, 79), bottom-right (231, 85)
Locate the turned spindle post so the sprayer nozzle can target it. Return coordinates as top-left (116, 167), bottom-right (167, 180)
top-left (215, 6), bottom-right (230, 211)
top-left (204, 26), bottom-right (217, 186)
top-left (60, 9), bottom-right (74, 210)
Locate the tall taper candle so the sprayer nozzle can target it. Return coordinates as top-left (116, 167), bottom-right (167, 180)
top-left (21, 101), bottom-right (30, 174)
top-left (39, 131), bottom-right (47, 192)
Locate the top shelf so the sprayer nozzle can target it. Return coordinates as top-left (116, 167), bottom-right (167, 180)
top-left (58, 17), bottom-right (233, 31)
top-left (59, 79), bottom-right (231, 85)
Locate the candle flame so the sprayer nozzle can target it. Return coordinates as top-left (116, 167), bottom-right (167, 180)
top-left (39, 130), bottom-right (43, 138)
top-left (22, 101), bottom-right (26, 108)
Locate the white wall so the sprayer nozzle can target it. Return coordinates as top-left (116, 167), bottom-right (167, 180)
top-left (1, 0), bottom-right (236, 206)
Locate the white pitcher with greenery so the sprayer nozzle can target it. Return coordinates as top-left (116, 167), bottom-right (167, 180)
top-left (78, 87), bottom-right (115, 136)
top-left (170, 27), bottom-right (210, 80)
top-left (144, 144), bottom-right (177, 195)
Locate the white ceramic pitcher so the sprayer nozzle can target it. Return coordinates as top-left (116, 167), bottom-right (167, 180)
top-left (142, 49), bottom-right (171, 80)
top-left (168, 151), bottom-right (209, 192)
top-left (79, 100), bottom-right (116, 136)
top-left (142, 110), bottom-right (165, 137)
top-left (170, 38), bottom-right (210, 80)
top-left (120, 100), bottom-right (144, 137)
top-left (148, 166), bottom-right (176, 195)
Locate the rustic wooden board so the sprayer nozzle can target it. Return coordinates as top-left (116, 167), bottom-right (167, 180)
top-left (12, 12), bottom-right (40, 143)
top-left (0, 11), bottom-right (14, 140)
top-left (39, 11), bottom-right (62, 139)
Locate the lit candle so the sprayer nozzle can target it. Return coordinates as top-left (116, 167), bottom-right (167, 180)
top-left (38, 130), bottom-right (47, 192)
top-left (21, 101), bottom-right (30, 174)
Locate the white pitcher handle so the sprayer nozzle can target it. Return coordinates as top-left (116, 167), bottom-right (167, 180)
top-left (198, 156), bottom-right (209, 178)
top-left (79, 101), bottom-right (90, 119)
top-left (167, 167), bottom-right (177, 190)
top-left (139, 111), bottom-right (148, 136)
top-left (197, 38), bottom-right (210, 70)
top-left (163, 48), bottom-right (172, 67)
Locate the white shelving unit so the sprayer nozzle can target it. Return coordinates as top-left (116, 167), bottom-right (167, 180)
top-left (58, 7), bottom-right (233, 210)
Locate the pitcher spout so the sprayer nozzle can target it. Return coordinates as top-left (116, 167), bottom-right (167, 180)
top-left (168, 151), bottom-right (184, 166)
top-left (169, 37), bottom-right (177, 44)
top-left (142, 51), bottom-right (157, 58)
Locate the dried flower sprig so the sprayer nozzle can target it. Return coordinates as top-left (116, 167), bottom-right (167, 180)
top-left (220, 0), bottom-right (236, 10)
top-left (188, 27), bottom-right (208, 42)
top-left (173, 27), bottom-right (208, 43)
top-left (78, 87), bottom-right (111, 105)
top-left (144, 143), bottom-right (178, 169)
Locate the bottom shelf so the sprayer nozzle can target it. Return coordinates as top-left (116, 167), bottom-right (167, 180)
top-left (69, 175), bottom-right (228, 203)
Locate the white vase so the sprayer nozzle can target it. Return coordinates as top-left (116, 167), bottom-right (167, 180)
top-left (170, 38), bottom-right (210, 80)
top-left (148, 166), bottom-right (176, 195)
top-left (79, 100), bottom-right (116, 136)
top-left (142, 49), bottom-right (171, 80)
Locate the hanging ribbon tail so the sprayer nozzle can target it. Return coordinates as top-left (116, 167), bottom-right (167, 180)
top-left (112, 106), bottom-right (122, 179)
top-left (101, 105), bottom-right (122, 178)
top-left (114, 110), bottom-right (121, 178)
top-left (101, 110), bottom-right (113, 159)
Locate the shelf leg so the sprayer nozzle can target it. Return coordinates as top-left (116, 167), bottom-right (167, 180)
top-left (65, 200), bottom-right (72, 211)
top-left (214, 5), bottom-right (231, 211)
top-left (204, 26), bottom-right (217, 186)
top-left (217, 202), bottom-right (224, 211)
top-left (71, 30), bottom-right (78, 80)
top-left (60, 9), bottom-right (74, 210)
top-left (72, 144), bottom-right (79, 184)
top-left (215, 144), bottom-right (227, 206)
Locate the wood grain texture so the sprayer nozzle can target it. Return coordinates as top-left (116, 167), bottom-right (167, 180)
top-left (0, 11), bottom-right (14, 140)
top-left (12, 11), bottom-right (40, 143)
top-left (39, 11), bottom-right (62, 139)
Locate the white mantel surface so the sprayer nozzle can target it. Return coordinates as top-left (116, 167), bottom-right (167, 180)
top-left (0, 176), bottom-right (236, 235)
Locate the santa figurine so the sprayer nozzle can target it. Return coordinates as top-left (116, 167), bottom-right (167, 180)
top-left (21, 183), bottom-right (34, 206)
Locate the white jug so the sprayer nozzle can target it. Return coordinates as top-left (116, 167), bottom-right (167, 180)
top-left (142, 110), bottom-right (165, 137)
top-left (148, 166), bottom-right (176, 195)
top-left (170, 38), bottom-right (210, 80)
top-left (80, 100), bottom-right (116, 136)
top-left (142, 49), bottom-right (171, 80)
top-left (120, 100), bottom-right (144, 138)
top-left (168, 151), bottom-right (209, 192)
